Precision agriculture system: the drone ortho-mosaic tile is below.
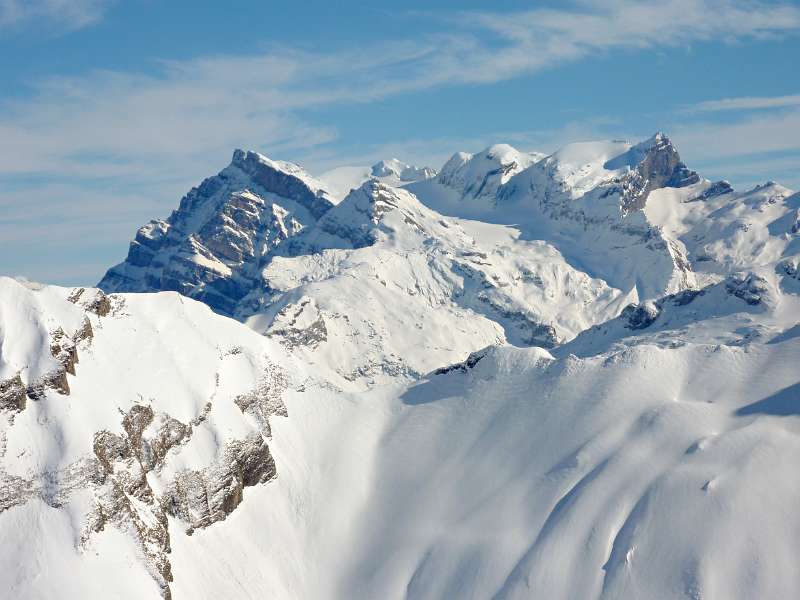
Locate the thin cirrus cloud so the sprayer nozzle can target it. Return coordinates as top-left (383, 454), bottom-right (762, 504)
top-left (672, 108), bottom-right (800, 159)
top-left (0, 0), bottom-right (112, 29)
top-left (689, 94), bottom-right (800, 112)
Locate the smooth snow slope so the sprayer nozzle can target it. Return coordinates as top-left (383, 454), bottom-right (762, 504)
top-left (161, 330), bottom-right (800, 599)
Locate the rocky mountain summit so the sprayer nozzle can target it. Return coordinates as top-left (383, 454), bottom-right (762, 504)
top-left (99, 150), bottom-right (335, 315)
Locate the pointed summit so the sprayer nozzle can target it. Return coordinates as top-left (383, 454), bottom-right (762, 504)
top-left (230, 149), bottom-right (334, 219)
top-left (98, 150), bottom-right (336, 314)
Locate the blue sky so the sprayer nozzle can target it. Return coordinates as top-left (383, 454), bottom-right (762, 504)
top-left (1, 0), bottom-right (799, 285)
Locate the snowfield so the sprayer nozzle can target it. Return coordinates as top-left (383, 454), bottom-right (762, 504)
top-left (2, 133), bottom-right (800, 599)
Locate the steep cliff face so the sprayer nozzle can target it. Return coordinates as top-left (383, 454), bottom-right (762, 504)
top-left (99, 150), bottom-right (335, 315)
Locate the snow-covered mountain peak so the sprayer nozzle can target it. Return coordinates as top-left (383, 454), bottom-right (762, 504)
top-left (279, 179), bottom-right (466, 255)
top-left (370, 158), bottom-right (436, 182)
top-left (436, 143), bottom-right (546, 200)
top-left (526, 132), bottom-right (699, 204)
top-left (317, 158), bottom-right (436, 202)
top-left (229, 149), bottom-right (335, 215)
top-left (98, 149), bottom-right (336, 315)
top-left (282, 179), bottom-right (450, 253)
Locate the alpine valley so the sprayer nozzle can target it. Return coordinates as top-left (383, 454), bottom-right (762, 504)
top-left (3, 133), bottom-right (800, 599)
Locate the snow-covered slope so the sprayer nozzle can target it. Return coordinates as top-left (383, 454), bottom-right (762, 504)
top-left (239, 180), bottom-right (626, 387)
top-left (0, 277), bottom-right (304, 599)
top-left (310, 335), bottom-right (800, 600)
top-left (5, 265), bottom-right (800, 599)
top-left (645, 181), bottom-right (799, 277)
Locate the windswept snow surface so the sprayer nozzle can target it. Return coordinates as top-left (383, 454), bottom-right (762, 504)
top-left (3, 133), bottom-right (800, 599)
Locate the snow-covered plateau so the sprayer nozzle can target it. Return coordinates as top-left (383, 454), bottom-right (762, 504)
top-left (3, 133), bottom-right (800, 599)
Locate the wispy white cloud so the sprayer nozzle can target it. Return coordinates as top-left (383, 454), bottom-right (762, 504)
top-left (3, 0), bottom-right (798, 180)
top-left (689, 93), bottom-right (800, 112)
top-left (0, 0), bottom-right (112, 30)
top-left (671, 108), bottom-right (800, 159)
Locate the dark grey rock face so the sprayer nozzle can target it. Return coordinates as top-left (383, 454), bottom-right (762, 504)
top-left (699, 180), bottom-right (734, 200)
top-left (433, 347), bottom-right (490, 375)
top-left (622, 301), bottom-right (661, 330)
top-left (612, 133), bottom-right (701, 213)
top-left (725, 272), bottom-right (772, 305)
top-left (98, 151), bottom-right (335, 316)
top-left (779, 257), bottom-right (800, 279)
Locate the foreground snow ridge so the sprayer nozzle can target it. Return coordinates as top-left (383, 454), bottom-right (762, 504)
top-left (3, 133), bottom-right (800, 599)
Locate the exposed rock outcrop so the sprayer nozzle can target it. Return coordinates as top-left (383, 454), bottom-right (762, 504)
top-left (0, 374), bottom-right (26, 413)
top-left (725, 272), bottom-right (772, 306)
top-left (162, 432), bottom-right (276, 533)
top-left (622, 300), bottom-right (662, 330)
top-left (67, 287), bottom-right (111, 316)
